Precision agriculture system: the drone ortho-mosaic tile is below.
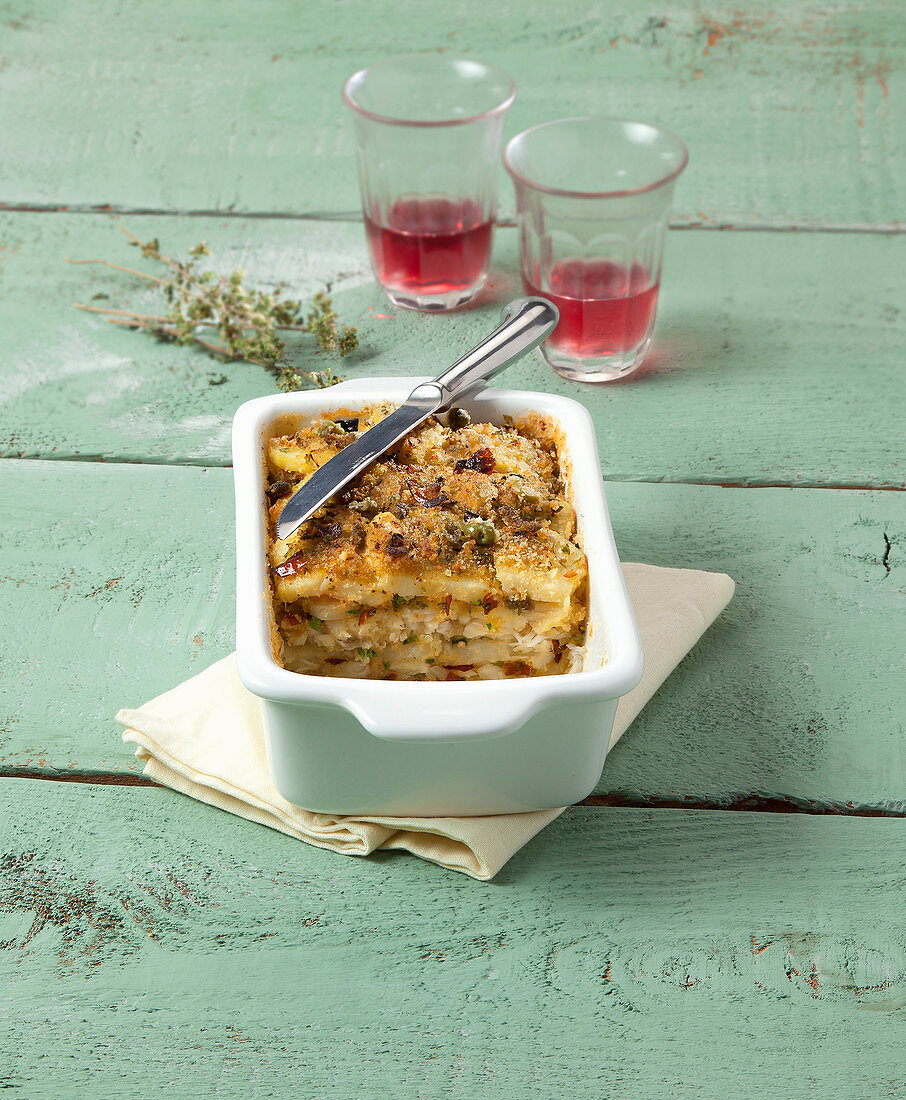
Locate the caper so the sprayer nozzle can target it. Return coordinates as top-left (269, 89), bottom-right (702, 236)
top-left (446, 407), bottom-right (471, 430)
top-left (462, 519), bottom-right (497, 547)
top-left (509, 478), bottom-right (540, 506)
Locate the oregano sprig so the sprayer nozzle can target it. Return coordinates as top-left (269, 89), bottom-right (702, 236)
top-left (68, 226), bottom-right (358, 389)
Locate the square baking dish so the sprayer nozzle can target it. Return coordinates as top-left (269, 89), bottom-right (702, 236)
top-left (233, 378), bottom-right (643, 816)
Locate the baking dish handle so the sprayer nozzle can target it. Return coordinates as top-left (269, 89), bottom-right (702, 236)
top-left (344, 695), bottom-right (537, 743)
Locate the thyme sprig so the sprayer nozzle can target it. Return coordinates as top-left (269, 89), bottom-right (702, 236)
top-left (68, 226), bottom-right (358, 389)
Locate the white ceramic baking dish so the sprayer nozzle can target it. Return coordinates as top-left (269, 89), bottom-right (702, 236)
top-left (233, 378), bottom-right (643, 816)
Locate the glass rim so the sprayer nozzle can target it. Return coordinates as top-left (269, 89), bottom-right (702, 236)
top-left (503, 116), bottom-right (689, 199)
top-left (342, 56), bottom-right (516, 129)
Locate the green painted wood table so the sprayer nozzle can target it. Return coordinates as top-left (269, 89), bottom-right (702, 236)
top-left (1, 2), bottom-right (904, 1096)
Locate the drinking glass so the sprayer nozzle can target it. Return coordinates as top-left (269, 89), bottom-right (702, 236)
top-left (343, 56), bottom-right (515, 311)
top-left (504, 117), bottom-right (688, 381)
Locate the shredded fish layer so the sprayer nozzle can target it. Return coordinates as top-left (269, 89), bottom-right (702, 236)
top-left (265, 404), bottom-right (588, 680)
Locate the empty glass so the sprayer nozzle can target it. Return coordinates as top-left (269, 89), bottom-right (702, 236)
top-left (343, 56), bottom-right (515, 311)
top-left (504, 117), bottom-right (688, 381)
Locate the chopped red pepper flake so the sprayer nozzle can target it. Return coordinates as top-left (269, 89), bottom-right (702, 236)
top-left (358, 608), bottom-right (376, 626)
top-left (444, 594), bottom-right (452, 616)
top-left (552, 639), bottom-right (564, 663)
top-left (454, 447), bottom-right (495, 474)
top-left (482, 594), bottom-right (499, 614)
top-left (273, 552), bottom-right (307, 578)
top-left (409, 476), bottom-right (452, 508)
top-left (504, 660), bottom-right (532, 677)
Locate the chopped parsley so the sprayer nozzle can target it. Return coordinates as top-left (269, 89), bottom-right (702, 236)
top-left (391, 594), bottom-right (426, 610)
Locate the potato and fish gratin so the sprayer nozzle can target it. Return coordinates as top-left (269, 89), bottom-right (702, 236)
top-left (266, 404), bottom-right (587, 680)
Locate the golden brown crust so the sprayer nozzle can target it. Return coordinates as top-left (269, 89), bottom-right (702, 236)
top-left (263, 405), bottom-right (587, 680)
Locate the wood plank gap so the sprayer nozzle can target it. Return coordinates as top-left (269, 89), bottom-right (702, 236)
top-left (0, 767), bottom-right (157, 786)
top-left (0, 202), bottom-right (359, 221)
top-left (711, 480), bottom-right (905, 492)
top-left (578, 792), bottom-right (906, 817)
top-left (0, 202), bottom-right (903, 235)
top-left (2, 769), bottom-right (904, 817)
top-left (667, 222), bottom-right (906, 236)
top-left (0, 453), bottom-right (232, 469)
top-left (3, 454), bottom-right (904, 493)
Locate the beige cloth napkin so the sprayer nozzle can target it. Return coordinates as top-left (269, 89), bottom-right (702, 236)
top-left (117, 564), bottom-right (734, 880)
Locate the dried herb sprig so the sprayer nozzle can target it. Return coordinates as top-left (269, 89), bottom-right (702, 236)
top-left (68, 226), bottom-right (358, 389)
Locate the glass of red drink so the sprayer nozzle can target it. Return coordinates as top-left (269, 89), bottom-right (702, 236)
top-left (343, 57), bottom-right (515, 311)
top-left (504, 118), bottom-right (687, 381)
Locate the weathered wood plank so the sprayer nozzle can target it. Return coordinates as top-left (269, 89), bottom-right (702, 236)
top-left (1, 213), bottom-right (903, 487)
top-left (0, 462), bottom-right (236, 775)
top-left (603, 480), bottom-right (905, 809)
top-left (0, 0), bottom-right (902, 227)
top-left (1, 781), bottom-right (905, 1097)
top-left (0, 213), bottom-right (371, 465)
top-left (1, 461), bottom-right (903, 810)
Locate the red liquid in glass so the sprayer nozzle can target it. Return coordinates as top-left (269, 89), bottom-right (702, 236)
top-left (525, 259), bottom-right (659, 356)
top-left (365, 197), bottom-right (493, 298)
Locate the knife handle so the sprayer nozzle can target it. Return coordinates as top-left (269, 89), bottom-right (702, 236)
top-left (408, 297), bottom-right (559, 411)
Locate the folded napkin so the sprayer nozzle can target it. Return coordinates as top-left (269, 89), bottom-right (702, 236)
top-left (118, 563), bottom-right (733, 880)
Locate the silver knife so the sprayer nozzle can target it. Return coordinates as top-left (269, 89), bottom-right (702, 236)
top-left (275, 296), bottom-right (558, 542)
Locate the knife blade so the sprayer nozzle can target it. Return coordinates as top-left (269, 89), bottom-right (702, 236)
top-left (274, 296), bottom-right (558, 542)
top-left (275, 389), bottom-right (444, 540)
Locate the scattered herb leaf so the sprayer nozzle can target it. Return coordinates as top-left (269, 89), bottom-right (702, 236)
top-left (69, 226), bottom-right (359, 390)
